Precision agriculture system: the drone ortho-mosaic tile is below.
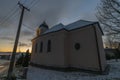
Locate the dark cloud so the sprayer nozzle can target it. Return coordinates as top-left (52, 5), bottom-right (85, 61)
top-left (19, 42), bottom-right (31, 47)
top-left (0, 0), bottom-right (78, 39)
top-left (27, 38), bottom-right (32, 41)
top-left (0, 36), bottom-right (14, 41)
top-left (22, 0), bottom-right (67, 29)
top-left (21, 30), bottom-right (33, 36)
top-left (20, 24), bottom-right (35, 37)
top-left (0, 0), bottom-right (99, 52)
top-left (20, 43), bottom-right (28, 47)
top-left (9, 41), bottom-right (32, 47)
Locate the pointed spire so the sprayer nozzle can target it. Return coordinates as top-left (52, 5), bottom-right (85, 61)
top-left (39, 21), bottom-right (49, 29)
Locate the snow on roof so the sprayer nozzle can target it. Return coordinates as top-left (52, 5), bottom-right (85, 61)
top-left (43, 20), bottom-right (96, 34)
top-left (43, 23), bottom-right (65, 34)
top-left (65, 20), bottom-right (95, 30)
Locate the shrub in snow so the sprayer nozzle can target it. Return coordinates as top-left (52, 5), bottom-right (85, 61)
top-left (22, 49), bottom-right (31, 67)
top-left (15, 53), bottom-right (24, 66)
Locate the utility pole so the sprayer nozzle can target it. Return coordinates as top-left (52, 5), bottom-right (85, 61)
top-left (7, 2), bottom-right (29, 80)
top-left (19, 42), bottom-right (21, 53)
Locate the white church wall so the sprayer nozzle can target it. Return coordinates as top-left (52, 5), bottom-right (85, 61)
top-left (67, 26), bottom-right (100, 71)
top-left (31, 30), bottom-right (67, 67)
top-left (94, 24), bottom-right (107, 71)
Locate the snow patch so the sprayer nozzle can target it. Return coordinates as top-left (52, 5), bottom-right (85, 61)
top-left (27, 59), bottom-right (120, 80)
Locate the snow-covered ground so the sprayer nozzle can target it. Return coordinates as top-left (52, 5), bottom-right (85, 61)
top-left (0, 60), bottom-right (9, 65)
top-left (27, 60), bottom-right (120, 80)
top-left (0, 59), bottom-right (9, 79)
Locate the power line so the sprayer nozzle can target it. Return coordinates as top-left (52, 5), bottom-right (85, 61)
top-left (0, 11), bottom-right (35, 32)
top-left (0, 8), bottom-right (20, 25)
top-left (0, 5), bottom-right (18, 24)
top-left (20, 0), bottom-right (40, 34)
top-left (0, 0), bottom-right (26, 25)
top-left (22, 0), bottom-right (28, 4)
top-left (0, 0), bottom-right (39, 36)
top-left (29, 0), bottom-right (40, 9)
top-left (0, 10), bottom-right (21, 29)
top-left (18, 0), bottom-right (27, 4)
top-left (22, 23), bottom-right (36, 31)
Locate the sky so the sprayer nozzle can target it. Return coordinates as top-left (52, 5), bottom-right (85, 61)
top-left (0, 0), bottom-right (100, 52)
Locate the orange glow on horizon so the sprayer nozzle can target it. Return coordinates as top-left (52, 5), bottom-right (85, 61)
top-left (0, 46), bottom-right (32, 53)
top-left (0, 40), bottom-right (32, 53)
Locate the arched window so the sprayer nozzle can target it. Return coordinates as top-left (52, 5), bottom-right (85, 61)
top-left (35, 43), bottom-right (38, 53)
top-left (40, 42), bottom-right (43, 53)
top-left (47, 40), bottom-right (51, 52)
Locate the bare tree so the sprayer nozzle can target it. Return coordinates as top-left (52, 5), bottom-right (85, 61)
top-left (96, 0), bottom-right (120, 34)
top-left (96, 0), bottom-right (120, 48)
top-left (106, 34), bottom-right (119, 48)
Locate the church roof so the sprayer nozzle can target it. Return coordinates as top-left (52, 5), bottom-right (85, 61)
top-left (42, 20), bottom-right (103, 35)
top-left (65, 20), bottom-right (95, 30)
top-left (43, 23), bottom-right (64, 34)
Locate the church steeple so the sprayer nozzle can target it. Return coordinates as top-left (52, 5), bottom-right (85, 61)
top-left (36, 21), bottom-right (49, 36)
top-left (39, 21), bottom-right (49, 28)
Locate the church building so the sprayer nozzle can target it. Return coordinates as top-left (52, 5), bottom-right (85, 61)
top-left (30, 20), bottom-right (107, 73)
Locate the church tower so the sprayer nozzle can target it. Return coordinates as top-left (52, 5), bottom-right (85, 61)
top-left (36, 21), bottom-right (49, 36)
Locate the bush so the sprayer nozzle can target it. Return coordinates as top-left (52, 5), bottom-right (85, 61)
top-left (105, 49), bottom-right (120, 60)
top-left (15, 49), bottom-right (31, 67)
top-left (106, 53), bottom-right (113, 60)
top-left (22, 49), bottom-right (31, 67)
top-left (15, 53), bottom-right (24, 66)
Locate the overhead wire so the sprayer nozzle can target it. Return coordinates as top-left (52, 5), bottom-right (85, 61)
top-left (0, 0), bottom-right (40, 33)
top-left (29, 0), bottom-right (40, 9)
top-left (22, 24), bottom-right (36, 32)
top-left (0, 0), bottom-right (28, 26)
top-left (22, 0), bottom-right (28, 4)
top-left (18, 0), bottom-right (41, 33)
top-left (0, 5), bottom-right (18, 25)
